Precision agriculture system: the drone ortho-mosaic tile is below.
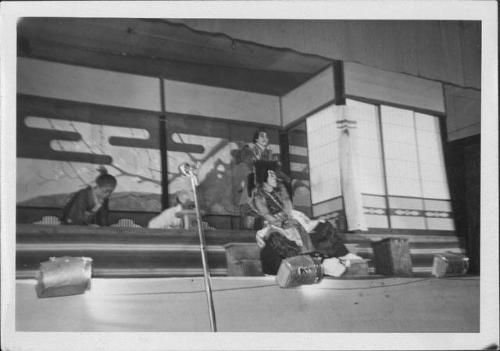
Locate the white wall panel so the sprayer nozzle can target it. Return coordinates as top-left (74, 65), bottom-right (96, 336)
top-left (345, 62), bottom-right (445, 113)
top-left (18, 58), bottom-right (281, 125)
top-left (18, 58), bottom-right (162, 111)
top-left (163, 79), bottom-right (280, 125)
top-left (282, 66), bottom-right (335, 126)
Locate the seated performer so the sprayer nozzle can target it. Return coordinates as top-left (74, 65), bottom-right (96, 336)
top-left (148, 190), bottom-right (194, 229)
top-left (62, 167), bottom-right (117, 226)
top-left (250, 160), bottom-right (353, 275)
top-left (238, 128), bottom-right (292, 228)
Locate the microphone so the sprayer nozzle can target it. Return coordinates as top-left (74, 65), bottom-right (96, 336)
top-left (178, 163), bottom-right (197, 177)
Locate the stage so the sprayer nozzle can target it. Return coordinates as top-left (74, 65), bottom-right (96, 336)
top-left (16, 275), bottom-right (479, 332)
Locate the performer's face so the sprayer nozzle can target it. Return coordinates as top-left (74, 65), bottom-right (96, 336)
top-left (266, 170), bottom-right (278, 188)
top-left (95, 184), bottom-right (115, 201)
top-left (256, 132), bottom-right (269, 148)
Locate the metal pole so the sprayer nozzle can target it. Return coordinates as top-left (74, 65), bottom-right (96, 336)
top-left (188, 172), bottom-right (217, 332)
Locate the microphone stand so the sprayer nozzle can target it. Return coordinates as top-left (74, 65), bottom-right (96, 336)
top-left (185, 167), bottom-right (217, 332)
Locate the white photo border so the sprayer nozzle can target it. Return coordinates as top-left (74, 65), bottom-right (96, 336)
top-left (1, 1), bottom-right (498, 350)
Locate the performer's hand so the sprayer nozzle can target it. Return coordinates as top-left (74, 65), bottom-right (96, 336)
top-left (256, 235), bottom-right (266, 248)
top-left (256, 226), bottom-right (270, 248)
top-left (317, 216), bottom-right (327, 223)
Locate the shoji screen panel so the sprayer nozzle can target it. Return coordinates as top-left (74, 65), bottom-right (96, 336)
top-left (347, 99), bottom-right (388, 228)
top-left (415, 113), bottom-right (454, 231)
top-left (415, 113), bottom-right (450, 199)
top-left (306, 105), bottom-right (342, 217)
top-left (381, 105), bottom-right (426, 229)
top-left (381, 106), bottom-right (423, 197)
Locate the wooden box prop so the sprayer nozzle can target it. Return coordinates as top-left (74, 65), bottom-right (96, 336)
top-left (36, 256), bottom-right (92, 298)
top-left (432, 253), bottom-right (469, 278)
top-left (371, 238), bottom-right (413, 276)
top-left (224, 243), bottom-right (263, 276)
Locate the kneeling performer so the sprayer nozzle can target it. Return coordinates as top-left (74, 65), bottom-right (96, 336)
top-left (249, 160), bottom-right (358, 276)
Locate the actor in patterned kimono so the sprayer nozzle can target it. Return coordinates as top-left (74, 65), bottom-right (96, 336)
top-left (250, 160), bottom-right (351, 275)
top-left (239, 129), bottom-right (274, 196)
top-left (236, 128), bottom-right (275, 228)
top-left (62, 168), bottom-right (117, 226)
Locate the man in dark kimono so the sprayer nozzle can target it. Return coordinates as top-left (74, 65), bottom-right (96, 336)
top-left (62, 168), bottom-right (117, 226)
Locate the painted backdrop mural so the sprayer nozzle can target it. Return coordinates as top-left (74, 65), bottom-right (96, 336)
top-left (17, 95), bottom-right (162, 213)
top-left (17, 95), bottom-right (280, 224)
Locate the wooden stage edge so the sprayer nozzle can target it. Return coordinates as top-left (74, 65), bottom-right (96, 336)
top-left (16, 224), bottom-right (465, 279)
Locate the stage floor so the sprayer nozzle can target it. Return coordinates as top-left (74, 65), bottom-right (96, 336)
top-left (16, 275), bottom-right (479, 332)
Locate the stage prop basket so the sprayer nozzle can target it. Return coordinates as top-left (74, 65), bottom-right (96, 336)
top-left (276, 255), bottom-right (323, 288)
top-left (432, 253), bottom-right (469, 278)
top-left (371, 237), bottom-right (413, 276)
top-left (36, 256), bottom-right (93, 298)
top-left (224, 243), bottom-right (263, 276)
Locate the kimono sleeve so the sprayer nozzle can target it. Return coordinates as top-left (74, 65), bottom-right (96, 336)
top-left (62, 189), bottom-right (90, 225)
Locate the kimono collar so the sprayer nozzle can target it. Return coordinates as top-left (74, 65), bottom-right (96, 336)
top-left (90, 186), bottom-right (103, 213)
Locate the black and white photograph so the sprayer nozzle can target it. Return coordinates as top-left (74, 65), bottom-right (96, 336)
top-left (1, 1), bottom-right (498, 350)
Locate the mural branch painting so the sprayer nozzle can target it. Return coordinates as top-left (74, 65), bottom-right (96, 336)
top-left (18, 116), bottom-right (162, 210)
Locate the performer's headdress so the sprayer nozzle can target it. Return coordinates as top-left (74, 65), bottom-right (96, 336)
top-left (254, 160), bottom-right (280, 185)
top-left (95, 166), bottom-right (117, 188)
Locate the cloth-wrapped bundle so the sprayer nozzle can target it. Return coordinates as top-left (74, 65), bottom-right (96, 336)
top-left (276, 255), bottom-right (323, 288)
top-left (36, 256), bottom-right (93, 298)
